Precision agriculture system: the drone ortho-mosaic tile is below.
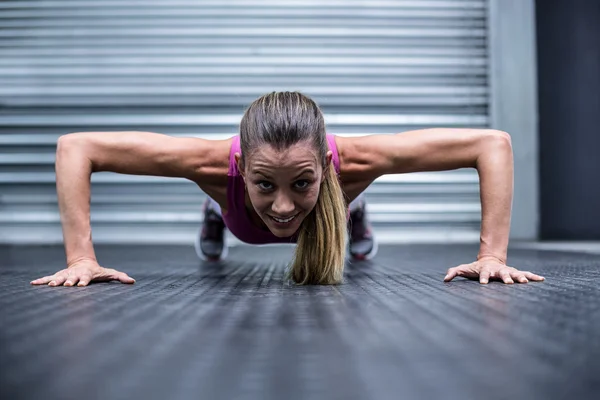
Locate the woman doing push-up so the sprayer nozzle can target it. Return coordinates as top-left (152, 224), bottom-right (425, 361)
top-left (31, 91), bottom-right (544, 287)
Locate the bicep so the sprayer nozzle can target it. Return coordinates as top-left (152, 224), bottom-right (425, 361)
top-left (61, 131), bottom-right (214, 180)
top-left (363, 128), bottom-right (508, 175)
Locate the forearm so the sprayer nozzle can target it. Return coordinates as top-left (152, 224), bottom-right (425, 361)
top-left (55, 135), bottom-right (98, 266)
top-left (474, 133), bottom-right (514, 264)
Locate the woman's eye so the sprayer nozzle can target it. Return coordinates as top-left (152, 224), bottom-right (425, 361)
top-left (258, 181), bottom-right (273, 190)
top-left (295, 180), bottom-right (310, 189)
top-left (257, 180), bottom-right (310, 191)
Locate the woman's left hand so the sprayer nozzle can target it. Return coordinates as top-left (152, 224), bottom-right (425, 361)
top-left (443, 256), bottom-right (545, 284)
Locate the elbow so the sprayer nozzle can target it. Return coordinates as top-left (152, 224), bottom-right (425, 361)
top-left (57, 132), bottom-right (78, 149)
top-left (56, 133), bottom-right (94, 169)
top-left (486, 129), bottom-right (512, 147)
top-left (475, 130), bottom-right (513, 167)
top-left (478, 129), bottom-right (513, 155)
top-left (56, 133), bottom-right (90, 154)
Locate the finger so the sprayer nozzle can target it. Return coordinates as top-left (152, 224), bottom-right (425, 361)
top-left (104, 268), bottom-right (135, 284)
top-left (65, 276), bottom-right (79, 286)
top-left (523, 271), bottom-right (545, 281)
top-left (499, 269), bottom-right (514, 284)
top-left (77, 273), bottom-right (93, 287)
top-left (64, 276), bottom-right (80, 287)
top-left (479, 269), bottom-right (491, 284)
top-left (444, 269), bottom-right (458, 282)
top-left (31, 276), bottom-right (53, 285)
top-left (117, 273), bottom-right (136, 284)
top-left (510, 271), bottom-right (528, 283)
top-left (48, 274), bottom-right (68, 286)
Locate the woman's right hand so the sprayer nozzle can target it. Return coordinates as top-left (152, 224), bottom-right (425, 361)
top-left (30, 258), bottom-right (135, 287)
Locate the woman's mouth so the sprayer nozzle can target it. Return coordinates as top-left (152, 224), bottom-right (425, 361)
top-left (268, 213), bottom-right (299, 225)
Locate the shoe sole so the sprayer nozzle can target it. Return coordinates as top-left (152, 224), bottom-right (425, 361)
top-left (350, 236), bottom-right (379, 261)
top-left (194, 227), bottom-right (228, 262)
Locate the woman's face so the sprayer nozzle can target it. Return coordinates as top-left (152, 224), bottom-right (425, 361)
top-left (236, 142), bottom-right (333, 237)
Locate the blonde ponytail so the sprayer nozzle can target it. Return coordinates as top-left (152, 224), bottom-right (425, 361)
top-left (287, 164), bottom-right (348, 285)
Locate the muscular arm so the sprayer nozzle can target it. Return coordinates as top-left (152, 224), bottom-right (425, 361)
top-left (360, 128), bottom-right (513, 262)
top-left (29, 131), bottom-right (228, 288)
top-left (56, 131), bottom-right (218, 265)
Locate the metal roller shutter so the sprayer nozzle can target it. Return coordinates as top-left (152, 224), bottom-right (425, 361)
top-left (0, 0), bottom-right (487, 245)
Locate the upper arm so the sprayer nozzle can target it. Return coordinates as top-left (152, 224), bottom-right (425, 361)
top-left (58, 131), bottom-right (229, 182)
top-left (352, 128), bottom-right (511, 176)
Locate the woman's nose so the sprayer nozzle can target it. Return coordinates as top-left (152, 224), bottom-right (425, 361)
top-left (271, 194), bottom-right (295, 215)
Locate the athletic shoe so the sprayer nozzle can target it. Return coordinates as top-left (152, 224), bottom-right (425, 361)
top-left (195, 198), bottom-right (228, 261)
top-left (347, 199), bottom-right (378, 260)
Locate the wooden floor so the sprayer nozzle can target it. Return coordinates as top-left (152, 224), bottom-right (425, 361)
top-left (1, 244), bottom-right (599, 400)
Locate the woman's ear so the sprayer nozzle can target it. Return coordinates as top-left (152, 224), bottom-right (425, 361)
top-left (321, 150), bottom-right (333, 184)
top-left (326, 150), bottom-right (333, 167)
top-left (234, 152), bottom-right (245, 181)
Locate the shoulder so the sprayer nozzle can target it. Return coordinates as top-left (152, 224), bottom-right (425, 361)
top-left (188, 136), bottom-right (233, 206)
top-left (187, 136), bottom-right (232, 183)
top-left (333, 134), bottom-right (385, 180)
top-left (331, 135), bottom-right (385, 200)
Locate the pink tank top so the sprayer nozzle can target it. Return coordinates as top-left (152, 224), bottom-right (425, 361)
top-left (222, 134), bottom-right (341, 245)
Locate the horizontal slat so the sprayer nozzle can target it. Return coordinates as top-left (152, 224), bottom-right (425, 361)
top-left (0, 37), bottom-right (487, 48)
top-left (0, 1), bottom-right (486, 10)
top-left (0, 155), bottom-right (54, 164)
top-left (0, 76), bottom-right (488, 87)
top-left (0, 87), bottom-right (487, 97)
top-left (0, 115), bottom-right (488, 128)
top-left (0, 131), bottom-right (489, 146)
top-left (0, 47), bottom-right (487, 57)
top-left (1, 97), bottom-right (488, 107)
top-left (0, 19), bottom-right (485, 30)
top-left (0, 8), bottom-right (486, 19)
top-left (0, 171), bottom-right (479, 184)
top-left (0, 133), bottom-right (242, 145)
top-left (0, 27), bottom-right (486, 38)
top-left (0, 190), bottom-right (480, 205)
top-left (0, 201), bottom-right (480, 214)
top-left (0, 114), bottom-right (488, 126)
top-left (0, 66), bottom-right (487, 77)
top-left (0, 56), bottom-right (486, 66)
top-left (0, 185), bottom-right (479, 203)
top-left (0, 207), bottom-right (480, 223)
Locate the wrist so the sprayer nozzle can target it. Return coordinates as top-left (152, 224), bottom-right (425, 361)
top-left (477, 254), bottom-right (506, 264)
top-left (67, 255), bottom-right (98, 268)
